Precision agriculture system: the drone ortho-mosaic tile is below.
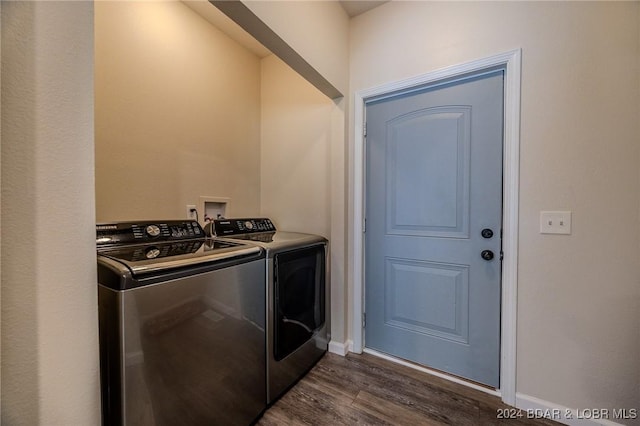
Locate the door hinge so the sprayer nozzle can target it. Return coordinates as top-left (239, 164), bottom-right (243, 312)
top-left (363, 218), bottom-right (367, 233)
top-left (363, 122), bottom-right (367, 137)
top-left (362, 312), bottom-right (366, 328)
top-left (500, 250), bottom-right (504, 261)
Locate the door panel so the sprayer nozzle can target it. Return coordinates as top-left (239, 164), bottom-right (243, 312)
top-left (365, 71), bottom-right (504, 387)
top-left (385, 258), bottom-right (469, 343)
top-left (387, 106), bottom-right (470, 238)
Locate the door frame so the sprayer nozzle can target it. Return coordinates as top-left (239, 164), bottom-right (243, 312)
top-left (351, 49), bottom-right (521, 405)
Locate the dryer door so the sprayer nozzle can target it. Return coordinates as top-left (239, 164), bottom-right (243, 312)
top-left (273, 244), bottom-right (326, 361)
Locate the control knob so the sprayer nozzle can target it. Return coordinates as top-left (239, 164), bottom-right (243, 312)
top-left (146, 225), bottom-right (161, 237)
top-left (145, 247), bottom-right (161, 259)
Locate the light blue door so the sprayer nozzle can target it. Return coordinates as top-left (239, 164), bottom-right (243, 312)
top-left (365, 71), bottom-right (504, 387)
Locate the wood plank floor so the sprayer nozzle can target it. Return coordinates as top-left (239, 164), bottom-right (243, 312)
top-left (258, 352), bottom-right (559, 426)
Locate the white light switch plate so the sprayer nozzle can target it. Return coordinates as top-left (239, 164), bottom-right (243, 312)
top-left (540, 211), bottom-right (572, 235)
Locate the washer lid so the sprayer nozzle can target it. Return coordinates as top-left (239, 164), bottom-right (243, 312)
top-left (98, 238), bottom-right (261, 276)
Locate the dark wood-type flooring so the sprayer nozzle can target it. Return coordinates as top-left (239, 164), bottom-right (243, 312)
top-left (258, 352), bottom-right (559, 426)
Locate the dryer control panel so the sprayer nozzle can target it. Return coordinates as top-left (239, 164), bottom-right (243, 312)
top-left (213, 218), bottom-right (276, 236)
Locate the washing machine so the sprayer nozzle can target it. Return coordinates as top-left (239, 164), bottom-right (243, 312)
top-left (96, 220), bottom-right (267, 425)
top-left (212, 218), bottom-right (329, 404)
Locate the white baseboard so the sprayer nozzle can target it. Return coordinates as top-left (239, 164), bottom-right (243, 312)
top-left (328, 339), bottom-right (352, 356)
top-left (516, 393), bottom-right (629, 426)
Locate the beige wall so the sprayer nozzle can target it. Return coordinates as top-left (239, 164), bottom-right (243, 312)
top-left (95, 1), bottom-right (262, 222)
top-left (1, 1), bottom-right (99, 424)
top-left (259, 55), bottom-right (348, 343)
top-left (250, 2), bottom-right (350, 344)
top-left (243, 0), bottom-right (349, 96)
top-left (350, 0), bottom-right (639, 415)
top-left (260, 55), bottom-right (332, 237)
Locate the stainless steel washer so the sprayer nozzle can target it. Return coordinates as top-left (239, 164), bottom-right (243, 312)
top-left (96, 220), bottom-right (266, 426)
top-left (213, 218), bottom-right (329, 404)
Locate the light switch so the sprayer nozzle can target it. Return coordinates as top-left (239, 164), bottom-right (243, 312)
top-left (540, 211), bottom-right (572, 235)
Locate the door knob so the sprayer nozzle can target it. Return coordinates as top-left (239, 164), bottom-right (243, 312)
top-left (481, 250), bottom-right (494, 261)
top-left (481, 228), bottom-right (494, 239)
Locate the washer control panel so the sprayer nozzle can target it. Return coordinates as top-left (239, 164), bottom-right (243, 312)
top-left (213, 218), bottom-right (276, 236)
top-left (96, 220), bottom-right (204, 246)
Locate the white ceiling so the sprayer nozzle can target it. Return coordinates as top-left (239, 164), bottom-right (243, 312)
top-left (339, 0), bottom-right (388, 18)
top-left (182, 0), bottom-right (389, 59)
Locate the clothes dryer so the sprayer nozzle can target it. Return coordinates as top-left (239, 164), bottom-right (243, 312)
top-left (213, 218), bottom-right (329, 404)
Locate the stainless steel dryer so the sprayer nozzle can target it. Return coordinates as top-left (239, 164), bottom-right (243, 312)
top-left (213, 218), bottom-right (329, 404)
top-left (96, 220), bottom-right (267, 426)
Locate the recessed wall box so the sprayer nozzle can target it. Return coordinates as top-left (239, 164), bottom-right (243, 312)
top-left (199, 196), bottom-right (229, 224)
